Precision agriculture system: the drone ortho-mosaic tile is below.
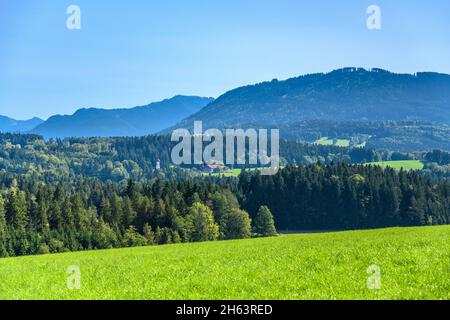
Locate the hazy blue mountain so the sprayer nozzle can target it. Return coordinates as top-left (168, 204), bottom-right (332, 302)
top-left (31, 95), bottom-right (213, 138)
top-left (0, 116), bottom-right (44, 133)
top-left (171, 68), bottom-right (450, 130)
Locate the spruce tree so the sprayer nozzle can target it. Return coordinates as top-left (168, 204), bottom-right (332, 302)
top-left (143, 223), bottom-right (156, 245)
top-left (253, 206), bottom-right (277, 237)
top-left (5, 189), bottom-right (28, 231)
top-left (0, 196), bottom-right (8, 257)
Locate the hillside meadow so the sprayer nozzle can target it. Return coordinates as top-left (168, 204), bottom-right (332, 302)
top-left (202, 160), bottom-right (424, 179)
top-left (0, 226), bottom-right (448, 300)
top-left (365, 160), bottom-right (424, 170)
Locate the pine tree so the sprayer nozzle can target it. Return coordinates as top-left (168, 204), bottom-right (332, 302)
top-left (37, 199), bottom-right (50, 234)
top-left (155, 226), bottom-right (162, 244)
top-left (0, 196), bottom-right (8, 257)
top-left (253, 206), bottom-right (277, 237)
top-left (99, 198), bottom-right (112, 223)
top-left (160, 228), bottom-right (173, 244)
top-left (5, 189), bottom-right (28, 231)
top-left (172, 230), bottom-right (182, 244)
top-left (143, 223), bottom-right (156, 245)
top-left (123, 196), bottom-right (137, 227)
top-left (110, 194), bottom-right (124, 230)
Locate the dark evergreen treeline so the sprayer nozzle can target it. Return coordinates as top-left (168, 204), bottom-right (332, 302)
top-left (422, 150), bottom-right (450, 178)
top-left (237, 163), bottom-right (450, 231)
top-left (424, 150), bottom-right (450, 165)
top-left (0, 172), bottom-right (278, 258)
top-left (1, 162), bottom-right (449, 258)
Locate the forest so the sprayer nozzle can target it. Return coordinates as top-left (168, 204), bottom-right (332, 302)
top-left (0, 132), bottom-right (425, 182)
top-left (0, 171), bottom-right (277, 257)
top-left (1, 161), bottom-right (449, 257)
top-left (274, 120), bottom-right (450, 152)
top-left (238, 164), bottom-right (449, 230)
top-left (1, 132), bottom-right (450, 257)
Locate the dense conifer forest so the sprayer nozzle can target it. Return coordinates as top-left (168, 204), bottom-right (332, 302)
top-left (238, 164), bottom-right (449, 230)
top-left (1, 162), bottom-right (449, 257)
top-left (1, 133), bottom-right (450, 257)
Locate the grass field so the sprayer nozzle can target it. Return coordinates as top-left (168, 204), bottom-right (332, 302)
top-left (336, 139), bottom-right (351, 147)
top-left (315, 137), bottom-right (351, 147)
top-left (366, 160), bottom-right (424, 171)
top-left (202, 168), bottom-right (260, 177)
top-left (202, 168), bottom-right (243, 177)
top-left (0, 226), bottom-right (448, 300)
top-left (315, 137), bottom-right (334, 146)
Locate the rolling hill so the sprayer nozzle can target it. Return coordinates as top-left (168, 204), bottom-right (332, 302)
top-left (0, 226), bottom-right (448, 300)
top-left (171, 68), bottom-right (450, 131)
top-left (0, 116), bottom-right (43, 133)
top-left (31, 95), bottom-right (213, 139)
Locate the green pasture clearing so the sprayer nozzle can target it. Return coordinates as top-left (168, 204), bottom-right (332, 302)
top-left (365, 160), bottom-right (424, 171)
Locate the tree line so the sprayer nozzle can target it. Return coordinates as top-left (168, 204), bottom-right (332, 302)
top-left (1, 161), bottom-right (450, 258)
top-left (0, 173), bottom-right (275, 258)
top-left (237, 163), bottom-right (450, 231)
top-left (0, 132), bottom-right (420, 183)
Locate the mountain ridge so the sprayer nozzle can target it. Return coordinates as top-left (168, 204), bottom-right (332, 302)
top-left (31, 95), bottom-right (214, 139)
top-left (168, 68), bottom-right (450, 131)
top-left (5, 68), bottom-right (450, 140)
top-left (0, 116), bottom-right (44, 133)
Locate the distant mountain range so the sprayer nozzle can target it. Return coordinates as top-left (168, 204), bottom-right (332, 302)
top-left (171, 68), bottom-right (450, 130)
top-left (0, 116), bottom-right (44, 133)
top-left (2, 68), bottom-right (450, 142)
top-left (30, 95), bottom-right (213, 139)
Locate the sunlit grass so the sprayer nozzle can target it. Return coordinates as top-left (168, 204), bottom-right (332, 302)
top-left (315, 137), bottom-right (351, 148)
top-left (0, 226), bottom-right (448, 300)
top-left (366, 160), bottom-right (424, 171)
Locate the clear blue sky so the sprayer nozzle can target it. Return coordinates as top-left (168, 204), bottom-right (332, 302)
top-left (1, 0), bottom-right (449, 119)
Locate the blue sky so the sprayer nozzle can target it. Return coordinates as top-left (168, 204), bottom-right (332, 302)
top-left (1, 0), bottom-right (450, 119)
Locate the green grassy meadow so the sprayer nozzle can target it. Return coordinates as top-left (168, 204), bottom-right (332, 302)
top-left (315, 137), bottom-right (351, 147)
top-left (203, 159), bottom-right (424, 178)
top-left (201, 168), bottom-right (260, 177)
top-left (0, 226), bottom-right (448, 300)
top-left (202, 168), bottom-right (243, 177)
top-left (335, 139), bottom-right (351, 147)
top-left (366, 160), bottom-right (424, 170)
top-left (315, 137), bottom-right (334, 146)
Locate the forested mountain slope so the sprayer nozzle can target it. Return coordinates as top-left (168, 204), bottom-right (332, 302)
top-left (172, 68), bottom-right (450, 130)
